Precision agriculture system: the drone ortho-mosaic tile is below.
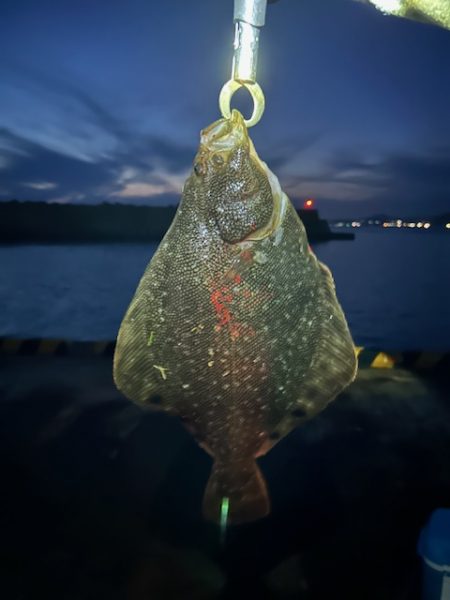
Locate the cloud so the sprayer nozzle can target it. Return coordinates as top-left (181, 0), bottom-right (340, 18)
top-left (0, 61), bottom-right (128, 161)
top-left (285, 178), bottom-right (380, 204)
top-left (377, 151), bottom-right (450, 190)
top-left (113, 182), bottom-right (174, 198)
top-left (0, 155), bottom-right (12, 170)
top-left (282, 146), bottom-right (450, 215)
top-left (22, 181), bottom-right (58, 190)
top-left (0, 122), bottom-right (193, 205)
top-left (0, 127), bottom-right (116, 200)
top-left (0, 59), bottom-right (448, 215)
top-left (126, 136), bottom-right (195, 174)
top-left (0, 61), bottom-right (200, 204)
top-left (258, 132), bottom-right (323, 172)
top-left (2, 115), bottom-right (449, 216)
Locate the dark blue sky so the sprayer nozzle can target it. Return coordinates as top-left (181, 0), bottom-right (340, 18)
top-left (1, 0), bottom-right (449, 217)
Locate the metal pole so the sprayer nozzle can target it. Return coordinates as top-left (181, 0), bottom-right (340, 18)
top-left (232, 0), bottom-right (268, 83)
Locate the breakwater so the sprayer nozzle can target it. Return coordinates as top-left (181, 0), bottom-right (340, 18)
top-left (0, 201), bottom-right (353, 243)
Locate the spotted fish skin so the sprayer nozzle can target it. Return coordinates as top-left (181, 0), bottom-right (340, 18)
top-left (113, 110), bottom-right (357, 524)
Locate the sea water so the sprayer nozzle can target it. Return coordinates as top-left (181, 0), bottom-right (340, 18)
top-left (0, 229), bottom-right (448, 350)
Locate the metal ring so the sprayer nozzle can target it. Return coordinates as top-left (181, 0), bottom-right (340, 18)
top-left (219, 80), bottom-right (265, 128)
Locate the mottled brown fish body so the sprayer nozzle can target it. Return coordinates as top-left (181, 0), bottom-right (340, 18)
top-left (113, 110), bottom-right (357, 525)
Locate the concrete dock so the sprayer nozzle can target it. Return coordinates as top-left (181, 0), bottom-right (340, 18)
top-left (0, 353), bottom-right (449, 599)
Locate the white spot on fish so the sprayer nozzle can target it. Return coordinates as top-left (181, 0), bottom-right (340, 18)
top-left (273, 226), bottom-right (284, 246)
top-left (254, 251), bottom-right (268, 265)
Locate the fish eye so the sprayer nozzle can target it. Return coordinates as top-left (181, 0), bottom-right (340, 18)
top-left (194, 161), bottom-right (205, 176)
top-left (212, 154), bottom-right (224, 167)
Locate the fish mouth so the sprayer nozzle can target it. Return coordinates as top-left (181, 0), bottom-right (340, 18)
top-left (200, 109), bottom-right (249, 155)
top-left (193, 110), bottom-right (250, 178)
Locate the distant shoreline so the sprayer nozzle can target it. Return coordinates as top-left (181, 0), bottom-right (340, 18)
top-left (0, 200), bottom-right (354, 244)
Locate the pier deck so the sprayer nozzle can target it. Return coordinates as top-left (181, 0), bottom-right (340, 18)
top-left (0, 354), bottom-right (449, 599)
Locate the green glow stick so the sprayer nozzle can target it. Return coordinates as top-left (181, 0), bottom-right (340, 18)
top-left (220, 497), bottom-right (229, 545)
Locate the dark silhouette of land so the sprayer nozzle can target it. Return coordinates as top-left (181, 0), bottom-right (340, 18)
top-left (0, 200), bottom-right (176, 243)
top-left (0, 200), bottom-right (353, 243)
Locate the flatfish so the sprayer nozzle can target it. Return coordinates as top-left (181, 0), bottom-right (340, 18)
top-left (113, 109), bottom-right (357, 524)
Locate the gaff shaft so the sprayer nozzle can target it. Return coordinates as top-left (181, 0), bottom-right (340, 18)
top-left (232, 0), bottom-right (267, 83)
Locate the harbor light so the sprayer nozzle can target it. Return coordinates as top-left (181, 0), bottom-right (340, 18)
top-left (423, 223), bottom-right (431, 229)
top-left (446, 223), bottom-right (450, 229)
top-left (304, 199), bottom-right (314, 210)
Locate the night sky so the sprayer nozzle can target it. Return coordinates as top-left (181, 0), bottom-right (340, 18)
top-left (1, 0), bottom-right (449, 218)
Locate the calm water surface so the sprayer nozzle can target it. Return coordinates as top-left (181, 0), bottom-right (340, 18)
top-left (0, 230), bottom-right (449, 350)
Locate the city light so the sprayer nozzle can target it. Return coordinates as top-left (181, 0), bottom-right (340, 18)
top-left (333, 219), bottom-right (445, 230)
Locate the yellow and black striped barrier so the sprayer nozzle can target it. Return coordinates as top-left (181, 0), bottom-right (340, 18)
top-left (0, 338), bottom-right (448, 375)
top-left (354, 347), bottom-right (449, 373)
top-left (0, 338), bottom-right (116, 357)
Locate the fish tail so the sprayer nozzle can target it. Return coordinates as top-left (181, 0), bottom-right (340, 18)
top-left (203, 459), bottom-right (270, 525)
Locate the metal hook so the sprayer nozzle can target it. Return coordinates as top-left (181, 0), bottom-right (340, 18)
top-left (219, 79), bottom-right (265, 128)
